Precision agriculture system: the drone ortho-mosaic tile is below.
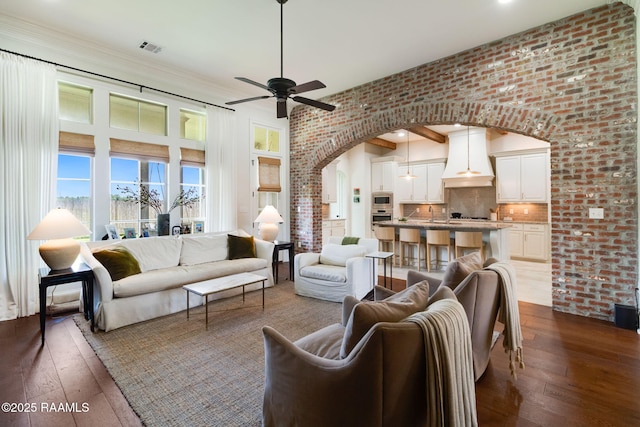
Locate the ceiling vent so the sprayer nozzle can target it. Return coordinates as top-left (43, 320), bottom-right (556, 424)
top-left (139, 41), bottom-right (162, 54)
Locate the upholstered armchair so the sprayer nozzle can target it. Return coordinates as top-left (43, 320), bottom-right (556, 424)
top-left (262, 283), bottom-right (477, 427)
top-left (294, 236), bottom-right (379, 302)
top-left (405, 252), bottom-right (502, 381)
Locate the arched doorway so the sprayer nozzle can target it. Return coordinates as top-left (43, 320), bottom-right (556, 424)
top-left (288, 3), bottom-right (638, 322)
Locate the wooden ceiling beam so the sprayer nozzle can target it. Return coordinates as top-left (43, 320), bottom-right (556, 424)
top-left (366, 138), bottom-right (397, 150)
top-left (407, 126), bottom-right (446, 144)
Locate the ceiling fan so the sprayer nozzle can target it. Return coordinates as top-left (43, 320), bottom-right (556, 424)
top-left (225, 0), bottom-right (336, 119)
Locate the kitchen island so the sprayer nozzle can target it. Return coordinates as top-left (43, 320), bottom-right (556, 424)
top-left (375, 219), bottom-right (513, 262)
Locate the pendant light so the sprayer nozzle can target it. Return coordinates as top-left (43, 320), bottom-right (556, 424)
top-left (457, 126), bottom-right (481, 177)
top-left (399, 130), bottom-right (416, 180)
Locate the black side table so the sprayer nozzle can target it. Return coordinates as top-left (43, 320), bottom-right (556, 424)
top-left (39, 262), bottom-right (94, 345)
top-left (272, 241), bottom-right (294, 284)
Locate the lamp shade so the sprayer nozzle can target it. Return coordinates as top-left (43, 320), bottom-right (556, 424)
top-left (27, 208), bottom-right (90, 240)
top-left (254, 205), bottom-right (284, 224)
top-left (27, 208), bottom-right (91, 270)
top-left (254, 205), bottom-right (284, 242)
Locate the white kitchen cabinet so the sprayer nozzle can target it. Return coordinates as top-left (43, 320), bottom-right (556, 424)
top-left (395, 167), bottom-right (414, 202)
top-left (395, 163), bottom-right (426, 202)
top-left (371, 161), bottom-right (397, 192)
top-left (322, 219), bottom-right (346, 245)
top-left (523, 223), bottom-right (548, 260)
top-left (508, 223), bottom-right (524, 258)
top-left (394, 162), bottom-right (445, 203)
top-left (321, 162), bottom-right (337, 203)
top-left (426, 162), bottom-right (445, 203)
top-left (496, 152), bottom-right (548, 203)
top-left (508, 222), bottom-right (548, 261)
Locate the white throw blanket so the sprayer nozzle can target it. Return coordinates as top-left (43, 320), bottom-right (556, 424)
top-left (486, 262), bottom-right (525, 379)
top-left (406, 299), bottom-right (477, 427)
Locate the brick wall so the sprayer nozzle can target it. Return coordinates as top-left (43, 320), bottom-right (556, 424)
top-left (289, 3), bottom-right (637, 322)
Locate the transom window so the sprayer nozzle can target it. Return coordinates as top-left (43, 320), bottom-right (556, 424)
top-left (109, 93), bottom-right (167, 136)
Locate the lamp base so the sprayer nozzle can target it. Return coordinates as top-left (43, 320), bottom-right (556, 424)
top-left (258, 223), bottom-right (279, 242)
top-left (39, 238), bottom-right (81, 270)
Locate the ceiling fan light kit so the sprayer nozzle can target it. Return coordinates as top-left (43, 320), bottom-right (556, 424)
top-left (226, 0), bottom-right (335, 118)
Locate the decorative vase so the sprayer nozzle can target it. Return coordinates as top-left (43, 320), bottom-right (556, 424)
top-left (157, 213), bottom-right (170, 236)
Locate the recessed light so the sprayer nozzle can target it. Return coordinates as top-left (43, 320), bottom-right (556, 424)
top-left (498, 0), bottom-right (512, 4)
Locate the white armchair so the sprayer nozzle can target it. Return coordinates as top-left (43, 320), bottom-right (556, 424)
top-left (294, 236), bottom-right (379, 302)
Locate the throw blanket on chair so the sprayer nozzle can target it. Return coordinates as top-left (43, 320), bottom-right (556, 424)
top-left (486, 262), bottom-right (525, 379)
top-left (406, 299), bottom-right (477, 427)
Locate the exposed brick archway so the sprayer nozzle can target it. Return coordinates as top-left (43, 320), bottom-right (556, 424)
top-left (289, 3), bottom-right (638, 322)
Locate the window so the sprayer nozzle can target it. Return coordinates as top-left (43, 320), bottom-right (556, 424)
top-left (180, 109), bottom-right (206, 141)
top-left (109, 94), bottom-right (167, 136)
top-left (180, 148), bottom-right (206, 232)
top-left (180, 166), bottom-right (205, 231)
top-left (110, 158), bottom-right (167, 237)
top-left (254, 125), bottom-right (280, 153)
top-left (56, 154), bottom-right (92, 239)
top-left (59, 82), bottom-right (93, 124)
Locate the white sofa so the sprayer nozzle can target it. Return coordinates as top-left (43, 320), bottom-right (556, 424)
top-left (294, 236), bottom-right (379, 302)
top-left (80, 231), bottom-right (274, 331)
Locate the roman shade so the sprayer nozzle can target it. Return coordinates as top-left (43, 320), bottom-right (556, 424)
top-left (180, 147), bottom-right (205, 167)
top-left (257, 156), bottom-right (281, 192)
top-left (109, 138), bottom-right (169, 162)
top-left (59, 131), bottom-right (95, 155)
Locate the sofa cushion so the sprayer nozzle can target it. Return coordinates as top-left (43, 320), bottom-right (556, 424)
top-left (339, 281), bottom-right (432, 358)
top-left (228, 234), bottom-right (257, 259)
top-left (319, 243), bottom-right (368, 267)
top-left (92, 247), bottom-right (141, 281)
top-left (384, 280), bottom-right (431, 307)
top-left (117, 236), bottom-right (182, 272)
top-left (299, 264), bottom-right (347, 283)
top-left (180, 234), bottom-right (228, 266)
top-left (113, 258), bottom-right (269, 298)
top-left (295, 323), bottom-right (346, 360)
top-left (440, 251), bottom-right (483, 290)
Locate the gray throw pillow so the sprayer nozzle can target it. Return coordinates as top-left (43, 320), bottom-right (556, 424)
top-left (440, 251), bottom-right (483, 290)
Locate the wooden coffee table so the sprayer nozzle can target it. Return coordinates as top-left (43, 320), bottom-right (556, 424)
top-left (183, 272), bottom-right (267, 329)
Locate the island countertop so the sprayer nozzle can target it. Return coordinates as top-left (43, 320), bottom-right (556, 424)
top-left (374, 219), bottom-right (513, 230)
top-left (374, 219), bottom-right (512, 261)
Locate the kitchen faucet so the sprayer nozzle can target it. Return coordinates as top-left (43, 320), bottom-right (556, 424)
top-left (429, 205), bottom-right (434, 223)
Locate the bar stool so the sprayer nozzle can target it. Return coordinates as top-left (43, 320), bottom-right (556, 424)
top-left (426, 230), bottom-right (452, 272)
top-left (399, 228), bottom-right (422, 270)
top-left (374, 226), bottom-right (396, 266)
top-left (454, 231), bottom-right (484, 261)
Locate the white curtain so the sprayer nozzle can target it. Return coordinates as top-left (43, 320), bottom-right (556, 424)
top-left (206, 107), bottom-right (236, 232)
top-left (0, 53), bottom-right (59, 320)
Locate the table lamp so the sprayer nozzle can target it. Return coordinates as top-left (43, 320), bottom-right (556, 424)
top-left (254, 205), bottom-right (284, 242)
top-left (27, 208), bottom-right (91, 270)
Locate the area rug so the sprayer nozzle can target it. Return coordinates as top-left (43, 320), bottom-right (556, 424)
top-left (74, 281), bottom-right (341, 426)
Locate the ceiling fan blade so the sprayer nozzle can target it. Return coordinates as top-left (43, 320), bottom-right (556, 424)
top-left (225, 95), bottom-right (271, 106)
top-left (292, 96), bottom-right (336, 112)
top-left (277, 99), bottom-right (288, 118)
top-left (289, 80), bottom-right (326, 94)
top-left (235, 77), bottom-right (270, 91)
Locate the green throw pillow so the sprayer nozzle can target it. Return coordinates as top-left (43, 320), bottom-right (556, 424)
top-left (341, 236), bottom-right (360, 245)
top-left (92, 247), bottom-right (141, 281)
top-left (228, 234), bottom-right (257, 259)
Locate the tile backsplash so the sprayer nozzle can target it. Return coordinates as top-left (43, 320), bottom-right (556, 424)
top-left (399, 186), bottom-right (548, 223)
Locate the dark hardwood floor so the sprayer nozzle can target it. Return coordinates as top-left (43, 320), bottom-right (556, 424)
top-left (1, 264), bottom-right (638, 426)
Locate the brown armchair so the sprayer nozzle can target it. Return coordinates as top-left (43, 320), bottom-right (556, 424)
top-left (262, 284), bottom-right (476, 427)
top-left (405, 252), bottom-right (501, 381)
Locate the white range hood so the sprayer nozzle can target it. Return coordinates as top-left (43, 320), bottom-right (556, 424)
top-left (441, 127), bottom-right (495, 188)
